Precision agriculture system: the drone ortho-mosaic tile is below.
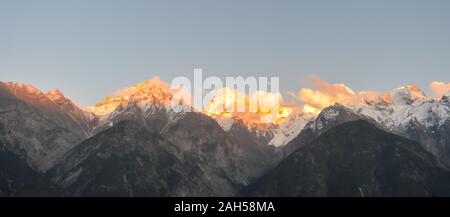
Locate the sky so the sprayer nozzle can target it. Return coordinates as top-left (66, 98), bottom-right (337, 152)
top-left (1, 0), bottom-right (449, 106)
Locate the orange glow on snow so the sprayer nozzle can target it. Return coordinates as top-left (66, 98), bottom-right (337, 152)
top-left (296, 75), bottom-right (390, 111)
top-left (86, 76), bottom-right (448, 127)
top-left (86, 78), bottom-right (293, 127)
top-left (203, 88), bottom-right (293, 128)
top-left (430, 81), bottom-right (450, 98)
top-left (86, 77), bottom-right (174, 115)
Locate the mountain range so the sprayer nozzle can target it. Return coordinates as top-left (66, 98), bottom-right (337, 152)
top-left (0, 80), bottom-right (449, 196)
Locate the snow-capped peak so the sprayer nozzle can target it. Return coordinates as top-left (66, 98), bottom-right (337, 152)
top-left (268, 108), bottom-right (317, 147)
top-left (86, 78), bottom-right (175, 116)
top-left (390, 85), bottom-right (427, 106)
top-left (352, 85), bottom-right (450, 130)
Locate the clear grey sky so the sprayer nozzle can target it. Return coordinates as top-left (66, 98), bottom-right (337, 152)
top-left (1, 0), bottom-right (449, 106)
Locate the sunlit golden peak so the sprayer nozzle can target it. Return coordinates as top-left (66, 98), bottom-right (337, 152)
top-left (86, 77), bottom-right (174, 115)
top-left (46, 89), bottom-right (65, 100)
top-left (393, 85), bottom-right (427, 101)
top-left (4, 82), bottom-right (42, 95)
top-left (202, 87), bottom-right (295, 129)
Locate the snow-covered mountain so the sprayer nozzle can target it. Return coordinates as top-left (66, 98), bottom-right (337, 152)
top-left (268, 111), bottom-right (316, 147)
top-left (203, 84), bottom-right (448, 169)
top-left (262, 85), bottom-right (450, 166)
top-left (43, 81), bottom-right (275, 196)
top-left (201, 84), bottom-right (450, 167)
top-left (85, 78), bottom-right (193, 135)
top-left (4, 79), bottom-right (448, 168)
top-left (350, 86), bottom-right (449, 131)
top-left (349, 86), bottom-right (450, 166)
top-left (1, 80), bottom-right (275, 196)
top-left (214, 109), bottom-right (318, 148)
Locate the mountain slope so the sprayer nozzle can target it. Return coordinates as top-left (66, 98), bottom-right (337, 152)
top-left (213, 108), bottom-right (318, 148)
top-left (351, 87), bottom-right (450, 167)
top-left (46, 89), bottom-right (97, 135)
top-left (278, 104), bottom-right (370, 159)
top-left (245, 120), bottom-right (450, 196)
top-left (49, 120), bottom-right (229, 196)
top-left (0, 149), bottom-right (60, 196)
top-left (49, 115), bottom-right (274, 196)
top-left (160, 112), bottom-right (275, 186)
top-left (0, 82), bottom-right (90, 171)
top-left (0, 122), bottom-right (60, 196)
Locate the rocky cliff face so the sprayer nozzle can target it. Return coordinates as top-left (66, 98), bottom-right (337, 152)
top-left (46, 89), bottom-right (97, 135)
top-left (0, 82), bottom-right (90, 171)
top-left (160, 112), bottom-right (275, 187)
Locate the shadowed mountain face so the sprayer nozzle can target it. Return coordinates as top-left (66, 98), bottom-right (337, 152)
top-left (399, 117), bottom-right (450, 168)
top-left (0, 150), bottom-right (59, 196)
top-left (245, 120), bottom-right (450, 197)
top-left (48, 120), bottom-right (227, 196)
top-left (48, 114), bottom-right (274, 196)
top-left (0, 122), bottom-right (60, 196)
top-left (160, 112), bottom-right (275, 186)
top-left (277, 104), bottom-right (371, 161)
top-left (349, 90), bottom-right (450, 167)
